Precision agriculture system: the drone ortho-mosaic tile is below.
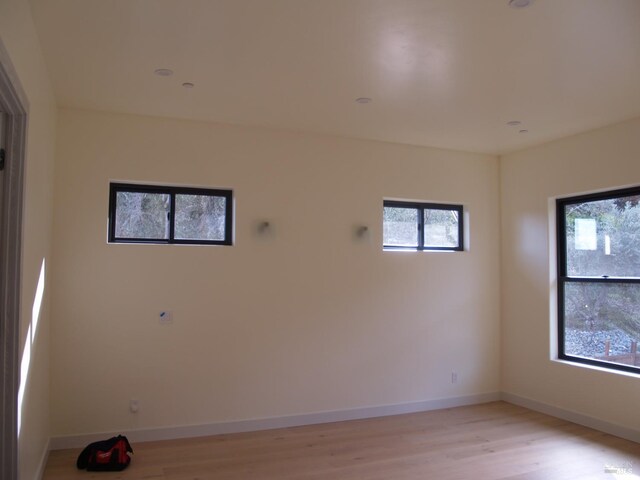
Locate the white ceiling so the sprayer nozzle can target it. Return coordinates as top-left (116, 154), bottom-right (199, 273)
top-left (29, 0), bottom-right (640, 155)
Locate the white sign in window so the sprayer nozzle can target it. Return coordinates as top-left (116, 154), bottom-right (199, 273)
top-left (574, 218), bottom-right (597, 251)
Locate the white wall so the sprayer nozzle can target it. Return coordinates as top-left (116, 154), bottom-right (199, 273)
top-left (50, 108), bottom-right (500, 438)
top-left (501, 117), bottom-right (640, 432)
top-left (0, 0), bottom-right (57, 478)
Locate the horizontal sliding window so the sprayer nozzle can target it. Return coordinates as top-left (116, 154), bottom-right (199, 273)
top-left (108, 183), bottom-right (233, 245)
top-left (557, 186), bottom-right (640, 374)
top-left (383, 200), bottom-right (463, 251)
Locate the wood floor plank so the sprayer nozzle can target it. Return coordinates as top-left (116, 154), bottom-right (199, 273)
top-left (42, 402), bottom-right (640, 480)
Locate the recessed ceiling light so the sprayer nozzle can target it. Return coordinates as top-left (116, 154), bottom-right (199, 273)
top-left (355, 97), bottom-right (372, 104)
top-left (519, 129), bottom-right (529, 134)
top-left (506, 120), bottom-right (522, 127)
top-left (508, 0), bottom-right (534, 8)
top-left (182, 82), bottom-right (195, 88)
top-left (154, 68), bottom-right (173, 77)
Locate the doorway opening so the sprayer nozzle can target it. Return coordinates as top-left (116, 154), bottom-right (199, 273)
top-left (0, 40), bottom-right (28, 480)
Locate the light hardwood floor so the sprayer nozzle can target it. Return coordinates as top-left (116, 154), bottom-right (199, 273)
top-left (43, 402), bottom-right (639, 480)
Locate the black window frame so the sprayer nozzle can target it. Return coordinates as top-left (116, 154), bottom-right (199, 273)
top-left (108, 183), bottom-right (233, 245)
top-left (383, 200), bottom-right (464, 252)
top-left (557, 185), bottom-right (640, 375)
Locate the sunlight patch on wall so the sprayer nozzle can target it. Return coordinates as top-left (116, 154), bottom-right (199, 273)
top-left (31, 258), bottom-right (46, 341)
top-left (17, 325), bottom-right (31, 436)
top-left (18, 258), bottom-right (46, 437)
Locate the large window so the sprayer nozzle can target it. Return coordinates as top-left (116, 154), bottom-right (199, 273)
top-left (383, 200), bottom-right (463, 251)
top-left (557, 186), bottom-right (640, 374)
top-left (108, 183), bottom-right (233, 245)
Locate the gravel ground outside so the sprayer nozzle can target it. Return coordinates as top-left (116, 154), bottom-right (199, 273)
top-left (565, 328), bottom-right (638, 358)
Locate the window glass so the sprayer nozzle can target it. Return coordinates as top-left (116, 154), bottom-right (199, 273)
top-left (424, 208), bottom-right (459, 248)
top-left (564, 194), bottom-right (640, 277)
top-left (114, 191), bottom-right (170, 239)
top-left (109, 183), bottom-right (233, 245)
top-left (175, 194), bottom-right (227, 241)
top-left (383, 206), bottom-right (418, 247)
top-left (383, 200), bottom-right (463, 251)
top-left (558, 187), bottom-right (640, 374)
top-left (564, 282), bottom-right (640, 368)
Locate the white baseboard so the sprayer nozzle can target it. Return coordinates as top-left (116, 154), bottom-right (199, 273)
top-left (49, 391), bottom-right (500, 450)
top-left (501, 392), bottom-right (640, 444)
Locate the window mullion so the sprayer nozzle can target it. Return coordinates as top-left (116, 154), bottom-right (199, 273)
top-left (168, 192), bottom-right (176, 242)
top-left (418, 206), bottom-right (424, 250)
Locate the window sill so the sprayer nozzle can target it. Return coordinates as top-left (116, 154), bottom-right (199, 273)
top-left (551, 358), bottom-right (640, 379)
top-left (383, 248), bottom-right (461, 253)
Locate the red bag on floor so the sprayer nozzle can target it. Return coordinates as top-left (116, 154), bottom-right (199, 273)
top-left (76, 435), bottom-right (133, 471)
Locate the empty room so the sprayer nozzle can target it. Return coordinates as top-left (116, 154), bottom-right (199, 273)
top-left (1, 0), bottom-right (640, 479)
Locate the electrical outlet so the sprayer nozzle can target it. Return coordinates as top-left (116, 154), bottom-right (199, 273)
top-left (451, 372), bottom-right (458, 384)
top-left (130, 398), bottom-right (139, 413)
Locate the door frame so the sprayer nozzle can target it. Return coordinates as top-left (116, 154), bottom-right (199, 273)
top-left (0, 39), bottom-right (28, 480)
